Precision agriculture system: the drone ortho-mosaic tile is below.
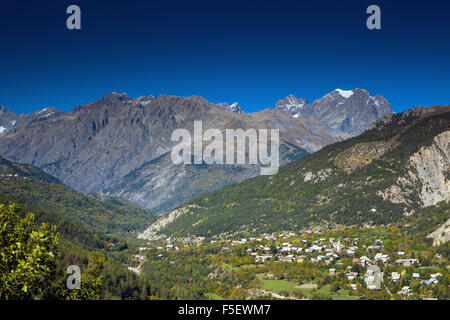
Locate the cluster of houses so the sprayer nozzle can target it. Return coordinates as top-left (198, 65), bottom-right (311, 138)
top-left (143, 233), bottom-right (443, 295)
top-left (223, 236), bottom-right (375, 267)
top-left (0, 173), bottom-right (19, 178)
top-left (1, 172), bottom-right (36, 182)
top-left (393, 272), bottom-right (442, 296)
top-left (216, 235), bottom-right (442, 292)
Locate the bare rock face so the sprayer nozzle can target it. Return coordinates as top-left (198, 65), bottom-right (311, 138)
top-left (137, 205), bottom-right (198, 240)
top-left (409, 131), bottom-right (450, 206)
top-left (275, 89), bottom-right (392, 136)
top-left (427, 218), bottom-right (450, 246)
top-left (275, 95), bottom-right (307, 117)
top-left (0, 105), bottom-right (29, 135)
top-left (380, 131), bottom-right (450, 207)
top-left (0, 93), bottom-right (234, 193)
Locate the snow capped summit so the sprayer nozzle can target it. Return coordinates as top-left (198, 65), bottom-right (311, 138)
top-left (275, 95), bottom-right (308, 117)
top-left (33, 106), bottom-right (60, 119)
top-left (274, 89), bottom-right (392, 136)
top-left (217, 101), bottom-right (244, 114)
top-left (335, 89), bottom-right (354, 99)
top-left (133, 95), bottom-right (155, 106)
top-left (0, 105), bottom-right (29, 134)
top-left (37, 107), bottom-right (49, 115)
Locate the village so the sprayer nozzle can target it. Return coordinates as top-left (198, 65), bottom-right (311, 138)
top-left (133, 229), bottom-right (448, 300)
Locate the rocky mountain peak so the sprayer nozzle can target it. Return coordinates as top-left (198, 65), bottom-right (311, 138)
top-left (334, 88), bottom-right (355, 99)
top-left (134, 95), bottom-right (155, 106)
top-left (274, 88), bottom-right (392, 136)
top-left (275, 95), bottom-right (307, 117)
top-left (101, 92), bottom-right (133, 104)
top-left (30, 106), bottom-right (62, 119)
top-left (216, 101), bottom-right (244, 114)
top-left (0, 105), bottom-right (25, 134)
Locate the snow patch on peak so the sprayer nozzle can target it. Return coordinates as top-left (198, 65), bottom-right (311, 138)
top-left (217, 101), bottom-right (243, 114)
top-left (285, 95), bottom-right (306, 107)
top-left (41, 112), bottom-right (55, 118)
top-left (275, 95), bottom-right (308, 117)
top-left (0, 126), bottom-right (6, 134)
top-left (335, 89), bottom-right (354, 99)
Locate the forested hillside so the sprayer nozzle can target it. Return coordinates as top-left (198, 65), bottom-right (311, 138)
top-left (0, 156), bottom-right (160, 299)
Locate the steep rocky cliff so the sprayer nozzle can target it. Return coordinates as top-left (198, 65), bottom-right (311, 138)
top-left (379, 128), bottom-right (449, 208)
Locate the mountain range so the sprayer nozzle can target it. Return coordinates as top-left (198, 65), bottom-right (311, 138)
top-left (0, 88), bottom-right (391, 213)
top-left (274, 88), bottom-right (392, 135)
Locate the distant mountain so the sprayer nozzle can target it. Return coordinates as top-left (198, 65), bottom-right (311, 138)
top-left (0, 89), bottom-right (390, 213)
top-left (0, 105), bottom-right (66, 135)
top-left (0, 105), bottom-right (27, 135)
top-left (106, 140), bottom-right (307, 213)
top-left (0, 93), bottom-right (349, 211)
top-left (275, 88), bottom-right (392, 135)
top-left (138, 106), bottom-right (450, 240)
top-left (216, 101), bottom-right (244, 114)
top-left (275, 95), bottom-right (307, 117)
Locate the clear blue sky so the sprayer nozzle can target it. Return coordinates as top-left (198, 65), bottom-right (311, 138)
top-left (0, 0), bottom-right (449, 114)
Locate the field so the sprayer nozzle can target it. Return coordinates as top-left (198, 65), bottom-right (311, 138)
top-left (204, 293), bottom-right (225, 300)
top-left (260, 279), bottom-right (298, 293)
top-left (331, 289), bottom-right (358, 300)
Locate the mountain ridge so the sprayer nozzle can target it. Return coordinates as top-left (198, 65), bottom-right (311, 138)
top-left (274, 88), bottom-right (392, 135)
top-left (0, 89), bottom-right (392, 212)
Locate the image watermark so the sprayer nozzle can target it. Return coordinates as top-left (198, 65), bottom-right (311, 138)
top-left (66, 5), bottom-right (81, 30)
top-left (66, 265), bottom-right (81, 289)
top-left (171, 121), bottom-right (280, 175)
top-left (366, 5), bottom-right (381, 30)
top-left (365, 265), bottom-right (383, 290)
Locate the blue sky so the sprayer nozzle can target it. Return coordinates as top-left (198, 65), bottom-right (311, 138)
top-left (0, 0), bottom-right (449, 114)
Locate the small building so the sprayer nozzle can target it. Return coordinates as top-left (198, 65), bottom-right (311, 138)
top-left (347, 272), bottom-right (358, 280)
top-left (391, 272), bottom-right (401, 282)
top-left (397, 286), bottom-right (411, 296)
top-left (395, 258), bottom-right (419, 267)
